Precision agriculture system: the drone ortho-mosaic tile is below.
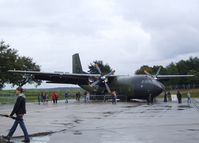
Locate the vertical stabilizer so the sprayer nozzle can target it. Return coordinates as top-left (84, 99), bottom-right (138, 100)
top-left (72, 53), bottom-right (83, 73)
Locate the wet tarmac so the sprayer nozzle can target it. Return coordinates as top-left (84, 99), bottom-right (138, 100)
top-left (1, 99), bottom-right (199, 143)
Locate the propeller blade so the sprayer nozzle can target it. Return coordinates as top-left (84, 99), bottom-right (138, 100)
top-left (144, 70), bottom-right (151, 76)
top-left (95, 64), bottom-right (102, 75)
top-left (155, 67), bottom-right (161, 77)
top-left (154, 67), bottom-right (161, 79)
top-left (144, 70), bottom-right (157, 79)
top-left (90, 80), bottom-right (100, 87)
top-left (105, 82), bottom-right (111, 94)
top-left (106, 70), bottom-right (115, 76)
top-left (93, 64), bottom-right (113, 94)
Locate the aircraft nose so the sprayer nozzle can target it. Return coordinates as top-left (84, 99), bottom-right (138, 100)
top-left (153, 81), bottom-right (164, 95)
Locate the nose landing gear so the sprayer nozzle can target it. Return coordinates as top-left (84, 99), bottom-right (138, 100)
top-left (147, 94), bottom-right (154, 105)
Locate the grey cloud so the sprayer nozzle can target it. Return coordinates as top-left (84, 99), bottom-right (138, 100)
top-left (0, 0), bottom-right (199, 78)
top-left (115, 0), bottom-right (199, 59)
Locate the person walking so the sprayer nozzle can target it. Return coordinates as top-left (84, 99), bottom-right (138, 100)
top-left (2, 87), bottom-right (30, 142)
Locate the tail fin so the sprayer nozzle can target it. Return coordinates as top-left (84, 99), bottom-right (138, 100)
top-left (72, 53), bottom-right (84, 73)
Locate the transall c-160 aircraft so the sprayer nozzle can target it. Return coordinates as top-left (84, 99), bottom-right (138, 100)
top-left (9, 53), bottom-right (194, 103)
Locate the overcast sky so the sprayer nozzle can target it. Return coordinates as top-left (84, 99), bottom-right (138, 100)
top-left (1, 0), bottom-right (199, 89)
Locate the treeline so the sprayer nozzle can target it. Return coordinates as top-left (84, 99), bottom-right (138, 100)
top-left (135, 57), bottom-right (199, 88)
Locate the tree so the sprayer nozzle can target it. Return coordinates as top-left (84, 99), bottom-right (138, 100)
top-left (88, 60), bottom-right (113, 75)
top-left (135, 57), bottom-right (199, 88)
top-left (0, 41), bottom-right (41, 89)
top-left (135, 65), bottom-right (153, 74)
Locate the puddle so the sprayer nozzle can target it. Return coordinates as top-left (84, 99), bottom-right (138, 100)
top-left (13, 131), bottom-right (54, 139)
top-left (164, 105), bottom-right (172, 108)
top-left (122, 105), bottom-right (139, 108)
top-left (74, 119), bottom-right (83, 124)
top-left (53, 122), bottom-right (73, 126)
top-left (103, 112), bottom-right (114, 114)
top-left (2, 133), bottom-right (51, 143)
top-left (73, 130), bottom-right (82, 135)
top-left (31, 136), bottom-right (50, 143)
top-left (178, 105), bottom-right (192, 108)
top-left (147, 108), bottom-right (164, 111)
top-left (187, 129), bottom-right (199, 132)
top-left (103, 112), bottom-right (115, 117)
top-left (177, 108), bottom-right (185, 110)
top-left (125, 111), bottom-right (145, 114)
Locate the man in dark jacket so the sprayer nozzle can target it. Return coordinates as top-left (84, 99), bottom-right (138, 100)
top-left (3, 87), bottom-right (30, 142)
top-left (177, 90), bottom-right (182, 104)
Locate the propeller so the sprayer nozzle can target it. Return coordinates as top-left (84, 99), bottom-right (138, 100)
top-left (144, 67), bottom-right (161, 80)
top-left (90, 64), bottom-right (115, 94)
top-left (144, 67), bottom-right (166, 92)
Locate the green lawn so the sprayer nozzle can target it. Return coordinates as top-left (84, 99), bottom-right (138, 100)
top-left (0, 88), bottom-right (84, 104)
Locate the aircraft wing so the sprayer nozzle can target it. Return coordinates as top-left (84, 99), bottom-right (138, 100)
top-left (8, 70), bottom-right (116, 85)
top-left (156, 74), bottom-right (194, 80)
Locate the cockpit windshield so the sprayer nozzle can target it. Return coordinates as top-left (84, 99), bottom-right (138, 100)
top-left (141, 79), bottom-right (153, 84)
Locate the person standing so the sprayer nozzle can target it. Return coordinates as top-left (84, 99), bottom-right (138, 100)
top-left (37, 94), bottom-right (41, 105)
top-left (111, 91), bottom-right (117, 104)
top-left (163, 92), bottom-right (167, 102)
top-left (177, 90), bottom-right (182, 104)
top-left (45, 92), bottom-right (49, 104)
top-left (76, 92), bottom-right (81, 102)
top-left (187, 91), bottom-right (191, 104)
top-left (2, 87), bottom-right (30, 142)
top-left (85, 91), bottom-right (90, 103)
top-left (51, 91), bottom-right (58, 104)
top-left (167, 91), bottom-right (172, 102)
top-left (55, 92), bottom-right (58, 104)
top-left (64, 92), bottom-right (69, 103)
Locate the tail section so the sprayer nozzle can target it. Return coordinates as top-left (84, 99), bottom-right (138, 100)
top-left (72, 53), bottom-right (84, 73)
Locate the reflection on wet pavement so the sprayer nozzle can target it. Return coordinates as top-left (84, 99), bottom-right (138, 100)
top-left (31, 136), bottom-right (50, 143)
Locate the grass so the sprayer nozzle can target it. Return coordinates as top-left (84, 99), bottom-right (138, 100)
top-left (0, 88), bottom-right (84, 104)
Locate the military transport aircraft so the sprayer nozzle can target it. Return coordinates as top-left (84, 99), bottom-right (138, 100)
top-left (9, 53), bottom-right (194, 103)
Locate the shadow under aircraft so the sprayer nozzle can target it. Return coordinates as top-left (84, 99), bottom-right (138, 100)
top-left (9, 53), bottom-right (194, 103)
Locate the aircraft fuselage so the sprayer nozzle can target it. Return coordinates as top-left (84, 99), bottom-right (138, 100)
top-left (80, 75), bottom-right (164, 101)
